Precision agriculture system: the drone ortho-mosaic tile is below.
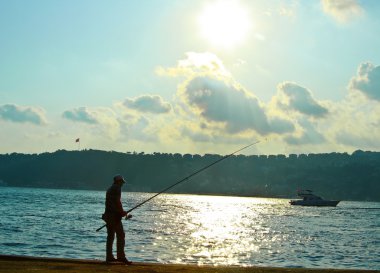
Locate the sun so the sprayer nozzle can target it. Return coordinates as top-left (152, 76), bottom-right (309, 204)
top-left (198, 0), bottom-right (252, 48)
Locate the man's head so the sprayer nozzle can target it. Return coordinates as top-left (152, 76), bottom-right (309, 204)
top-left (113, 174), bottom-right (126, 185)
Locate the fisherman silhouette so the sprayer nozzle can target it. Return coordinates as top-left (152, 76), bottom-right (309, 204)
top-left (102, 175), bottom-right (132, 264)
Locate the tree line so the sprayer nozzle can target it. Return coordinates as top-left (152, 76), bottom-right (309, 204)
top-left (0, 149), bottom-right (379, 201)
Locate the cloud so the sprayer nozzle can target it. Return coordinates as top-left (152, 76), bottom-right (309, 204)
top-left (157, 52), bottom-right (380, 152)
top-left (158, 53), bottom-right (295, 137)
top-left (321, 0), bottom-right (364, 23)
top-left (118, 116), bottom-right (158, 142)
top-left (284, 119), bottom-right (325, 145)
top-left (62, 107), bottom-right (120, 138)
top-left (123, 95), bottom-right (171, 114)
top-left (156, 52), bottom-right (231, 78)
top-left (349, 62), bottom-right (380, 101)
top-left (278, 1), bottom-right (298, 20)
top-left (275, 82), bottom-right (328, 117)
top-left (328, 91), bottom-right (380, 151)
top-left (335, 131), bottom-right (380, 150)
top-left (181, 126), bottom-right (212, 142)
top-left (180, 76), bottom-right (294, 135)
top-left (62, 107), bottom-right (99, 124)
top-left (0, 104), bottom-right (47, 125)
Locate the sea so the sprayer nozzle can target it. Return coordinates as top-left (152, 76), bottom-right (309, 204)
top-left (0, 187), bottom-right (379, 270)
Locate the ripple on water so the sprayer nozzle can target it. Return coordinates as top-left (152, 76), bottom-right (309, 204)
top-left (0, 188), bottom-right (379, 270)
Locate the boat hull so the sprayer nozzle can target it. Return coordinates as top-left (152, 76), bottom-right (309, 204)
top-left (290, 200), bottom-right (340, 207)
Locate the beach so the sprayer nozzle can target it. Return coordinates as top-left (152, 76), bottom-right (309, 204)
top-left (0, 255), bottom-right (378, 273)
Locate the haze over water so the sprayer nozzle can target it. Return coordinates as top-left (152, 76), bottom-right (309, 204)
top-left (0, 187), bottom-right (379, 270)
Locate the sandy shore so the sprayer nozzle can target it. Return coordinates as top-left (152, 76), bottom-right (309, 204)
top-left (0, 255), bottom-right (377, 273)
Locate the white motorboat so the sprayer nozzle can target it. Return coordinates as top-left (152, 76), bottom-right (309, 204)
top-left (290, 190), bottom-right (340, 207)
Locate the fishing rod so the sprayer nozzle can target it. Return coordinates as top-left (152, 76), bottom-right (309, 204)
top-left (96, 140), bottom-right (260, 232)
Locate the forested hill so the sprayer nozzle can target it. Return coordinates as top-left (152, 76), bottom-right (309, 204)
top-left (0, 149), bottom-right (379, 201)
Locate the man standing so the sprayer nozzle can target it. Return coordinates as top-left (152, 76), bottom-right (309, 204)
top-left (102, 174), bottom-right (132, 264)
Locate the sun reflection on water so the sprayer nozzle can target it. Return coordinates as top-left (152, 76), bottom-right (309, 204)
top-left (153, 194), bottom-right (282, 265)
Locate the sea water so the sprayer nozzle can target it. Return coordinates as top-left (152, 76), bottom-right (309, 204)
top-left (0, 187), bottom-right (378, 270)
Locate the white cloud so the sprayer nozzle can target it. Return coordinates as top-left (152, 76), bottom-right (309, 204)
top-left (321, 0), bottom-right (364, 23)
top-left (284, 118), bottom-right (325, 145)
top-left (181, 126), bottom-right (212, 142)
top-left (278, 1), bottom-right (298, 20)
top-left (336, 131), bottom-right (379, 151)
top-left (0, 104), bottom-right (47, 125)
top-left (62, 107), bottom-right (98, 124)
top-left (45, 55), bottom-right (379, 155)
top-left (62, 107), bottom-right (120, 139)
top-left (328, 91), bottom-right (380, 151)
top-left (157, 52), bottom-right (296, 141)
top-left (118, 116), bottom-right (158, 142)
top-left (180, 76), bottom-right (294, 135)
top-left (156, 52), bottom-right (231, 78)
top-left (349, 62), bottom-right (380, 101)
top-left (275, 82), bottom-right (329, 118)
top-left (123, 95), bottom-right (171, 114)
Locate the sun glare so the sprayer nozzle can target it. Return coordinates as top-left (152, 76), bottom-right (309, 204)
top-left (198, 0), bottom-right (252, 48)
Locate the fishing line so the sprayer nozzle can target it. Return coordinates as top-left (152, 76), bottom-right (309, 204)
top-left (96, 140), bottom-right (260, 232)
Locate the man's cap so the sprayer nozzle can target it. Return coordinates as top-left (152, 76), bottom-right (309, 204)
top-left (113, 174), bottom-right (126, 184)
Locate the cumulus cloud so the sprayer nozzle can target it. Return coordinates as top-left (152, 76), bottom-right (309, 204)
top-left (123, 95), bottom-right (171, 114)
top-left (118, 116), bottom-right (158, 142)
top-left (181, 76), bottom-right (294, 135)
top-left (275, 82), bottom-right (328, 118)
top-left (181, 126), bottom-right (212, 142)
top-left (62, 106), bottom-right (120, 138)
top-left (349, 62), bottom-right (380, 101)
top-left (321, 0), bottom-right (364, 23)
top-left (335, 130), bottom-right (380, 150)
top-left (157, 52), bottom-right (295, 137)
top-left (62, 107), bottom-right (99, 124)
top-left (0, 104), bottom-right (47, 125)
top-left (328, 91), bottom-right (380, 151)
top-left (284, 119), bottom-right (325, 145)
top-left (156, 52), bottom-right (231, 78)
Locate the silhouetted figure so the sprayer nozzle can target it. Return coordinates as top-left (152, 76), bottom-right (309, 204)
top-left (102, 174), bottom-right (132, 264)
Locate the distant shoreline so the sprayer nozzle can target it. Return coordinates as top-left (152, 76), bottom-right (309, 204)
top-left (1, 149), bottom-right (379, 202)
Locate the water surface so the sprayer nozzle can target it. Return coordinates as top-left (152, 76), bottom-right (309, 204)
top-left (0, 187), bottom-right (378, 270)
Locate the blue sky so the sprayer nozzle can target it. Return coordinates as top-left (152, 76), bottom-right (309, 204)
top-left (0, 0), bottom-right (379, 155)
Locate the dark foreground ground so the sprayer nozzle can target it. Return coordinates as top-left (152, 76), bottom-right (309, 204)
top-left (0, 255), bottom-right (378, 273)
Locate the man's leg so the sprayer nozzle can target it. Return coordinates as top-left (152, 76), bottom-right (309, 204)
top-left (106, 222), bottom-right (116, 261)
top-left (114, 221), bottom-right (126, 260)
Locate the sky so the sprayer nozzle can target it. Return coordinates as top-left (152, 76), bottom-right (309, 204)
top-left (0, 0), bottom-right (379, 156)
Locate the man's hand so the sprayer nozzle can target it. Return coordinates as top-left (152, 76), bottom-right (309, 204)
top-left (122, 211), bottom-right (132, 219)
top-left (125, 214), bottom-right (132, 220)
